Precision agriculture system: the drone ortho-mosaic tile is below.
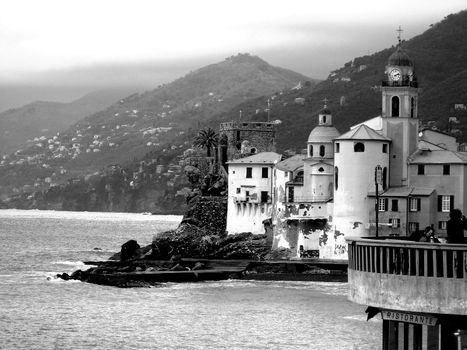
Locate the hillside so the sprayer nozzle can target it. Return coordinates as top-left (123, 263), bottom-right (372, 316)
top-left (0, 54), bottom-right (315, 211)
top-left (2, 9), bottom-right (467, 212)
top-left (0, 88), bottom-right (135, 154)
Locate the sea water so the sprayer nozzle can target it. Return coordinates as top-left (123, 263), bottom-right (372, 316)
top-left (0, 209), bottom-right (381, 349)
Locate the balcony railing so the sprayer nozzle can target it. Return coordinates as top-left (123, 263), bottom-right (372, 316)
top-left (381, 80), bottom-right (418, 88)
top-left (282, 195), bottom-right (331, 203)
top-left (346, 237), bottom-right (467, 315)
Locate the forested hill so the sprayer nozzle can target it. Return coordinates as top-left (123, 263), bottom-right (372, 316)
top-left (0, 54), bottom-right (316, 211)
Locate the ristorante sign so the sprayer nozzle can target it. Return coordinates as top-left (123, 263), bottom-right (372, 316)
top-left (381, 310), bottom-right (438, 326)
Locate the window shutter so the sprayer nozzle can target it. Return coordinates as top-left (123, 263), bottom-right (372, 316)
top-left (450, 195), bottom-right (455, 211)
top-left (438, 195), bottom-right (442, 212)
top-left (417, 198), bottom-right (421, 211)
top-left (384, 198), bottom-right (388, 211)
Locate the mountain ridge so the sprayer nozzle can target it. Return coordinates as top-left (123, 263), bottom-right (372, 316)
top-left (0, 88), bottom-right (137, 154)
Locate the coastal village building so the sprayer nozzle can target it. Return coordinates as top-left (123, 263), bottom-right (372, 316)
top-left (224, 42), bottom-right (467, 261)
top-left (225, 152), bottom-right (281, 235)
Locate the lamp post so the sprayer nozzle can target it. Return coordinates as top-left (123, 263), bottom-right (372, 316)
top-left (375, 165), bottom-right (383, 238)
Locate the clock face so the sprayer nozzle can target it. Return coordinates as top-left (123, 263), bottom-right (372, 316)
top-left (389, 69), bottom-right (401, 81)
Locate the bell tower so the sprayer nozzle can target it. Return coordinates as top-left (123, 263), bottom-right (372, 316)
top-left (381, 27), bottom-right (419, 187)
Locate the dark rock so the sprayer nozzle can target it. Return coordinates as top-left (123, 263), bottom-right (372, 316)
top-left (120, 240), bottom-right (140, 261)
top-left (57, 273), bottom-right (70, 280)
top-left (169, 254), bottom-right (182, 263)
top-left (180, 217), bottom-right (200, 226)
top-left (70, 269), bottom-right (83, 280)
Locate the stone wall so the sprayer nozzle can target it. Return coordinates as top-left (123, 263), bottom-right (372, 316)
top-left (182, 196), bottom-right (227, 236)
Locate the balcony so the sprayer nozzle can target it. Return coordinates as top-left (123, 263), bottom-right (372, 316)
top-left (381, 80), bottom-right (418, 88)
top-left (346, 237), bottom-right (467, 316)
top-left (282, 195), bottom-right (331, 203)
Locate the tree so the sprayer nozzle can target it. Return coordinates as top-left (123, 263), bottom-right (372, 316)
top-left (193, 128), bottom-right (219, 158)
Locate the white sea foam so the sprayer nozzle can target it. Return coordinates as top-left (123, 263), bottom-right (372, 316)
top-left (51, 260), bottom-right (86, 266)
top-left (343, 314), bottom-right (381, 323)
top-left (0, 209), bottom-right (182, 223)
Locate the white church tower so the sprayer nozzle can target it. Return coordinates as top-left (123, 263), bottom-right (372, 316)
top-left (303, 101), bottom-right (340, 202)
top-left (381, 31), bottom-right (419, 186)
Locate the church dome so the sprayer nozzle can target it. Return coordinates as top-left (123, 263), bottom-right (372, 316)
top-left (388, 46), bottom-right (413, 67)
top-left (307, 125), bottom-right (340, 143)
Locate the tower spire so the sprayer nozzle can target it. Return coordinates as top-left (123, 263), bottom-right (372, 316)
top-left (322, 97), bottom-right (329, 108)
top-left (396, 25), bottom-right (403, 45)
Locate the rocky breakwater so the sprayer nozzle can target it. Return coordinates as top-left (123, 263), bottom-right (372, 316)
top-left (58, 196), bottom-right (273, 287)
top-left (59, 225), bottom-right (270, 287)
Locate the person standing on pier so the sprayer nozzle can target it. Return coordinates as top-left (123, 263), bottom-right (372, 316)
top-left (446, 209), bottom-right (467, 243)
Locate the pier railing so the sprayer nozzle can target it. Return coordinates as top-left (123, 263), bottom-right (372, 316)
top-left (346, 237), bottom-right (467, 315)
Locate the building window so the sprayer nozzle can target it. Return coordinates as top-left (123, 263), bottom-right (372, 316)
top-left (438, 221), bottom-right (447, 230)
top-left (391, 199), bottom-right (398, 212)
top-left (245, 191), bottom-right (250, 200)
top-left (417, 165), bottom-right (425, 175)
top-left (390, 218), bottom-right (401, 228)
top-left (322, 115), bottom-right (327, 124)
top-left (409, 198), bottom-right (421, 212)
top-left (236, 188), bottom-right (241, 194)
top-left (391, 96), bottom-right (400, 117)
top-left (335, 143), bottom-right (340, 153)
top-left (409, 222), bottom-right (419, 233)
top-left (443, 164), bottom-right (450, 175)
top-left (438, 195), bottom-right (454, 212)
top-left (382, 167), bottom-right (387, 190)
top-left (288, 187), bottom-right (294, 203)
top-left (319, 145), bottom-right (325, 157)
top-left (411, 97), bottom-right (415, 118)
top-left (378, 198), bottom-right (388, 212)
top-left (354, 142), bottom-right (365, 152)
top-left (318, 167), bottom-right (324, 173)
top-left (309, 145), bottom-right (313, 157)
top-left (334, 167), bottom-right (338, 191)
top-left (260, 191), bottom-right (268, 203)
top-left (382, 144), bottom-right (388, 153)
top-left (262, 167), bottom-right (268, 178)
top-left (246, 167), bottom-right (252, 178)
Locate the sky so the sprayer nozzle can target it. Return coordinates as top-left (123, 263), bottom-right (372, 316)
top-left (0, 0), bottom-right (466, 110)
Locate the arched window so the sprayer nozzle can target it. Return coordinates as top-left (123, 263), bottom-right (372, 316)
top-left (410, 97), bottom-right (415, 118)
top-left (295, 170), bottom-right (304, 183)
top-left (319, 145), bottom-right (325, 157)
top-left (309, 145), bottom-right (313, 157)
top-left (391, 96), bottom-right (400, 117)
top-left (382, 167), bottom-right (387, 190)
top-left (318, 167), bottom-right (324, 172)
top-left (334, 167), bottom-right (338, 190)
top-left (354, 142), bottom-right (365, 152)
top-left (322, 115), bottom-right (327, 124)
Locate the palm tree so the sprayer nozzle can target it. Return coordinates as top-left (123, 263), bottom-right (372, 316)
top-left (193, 128), bottom-right (219, 157)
